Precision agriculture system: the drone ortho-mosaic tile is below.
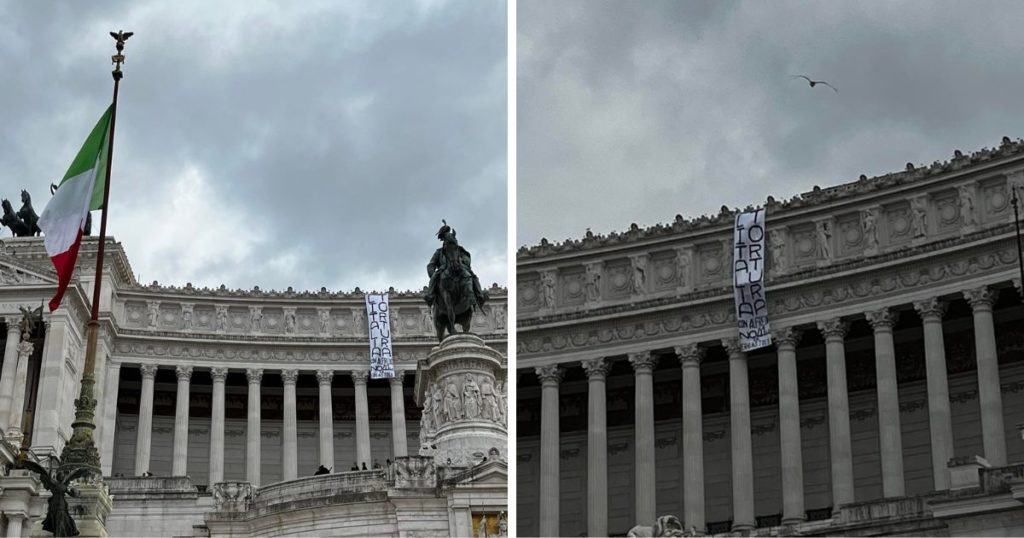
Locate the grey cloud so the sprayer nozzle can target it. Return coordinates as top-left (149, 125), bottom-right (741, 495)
top-left (0, 0), bottom-right (506, 292)
top-left (518, 0), bottom-right (1024, 247)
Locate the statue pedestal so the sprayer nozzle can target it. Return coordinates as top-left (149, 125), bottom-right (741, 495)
top-left (415, 334), bottom-right (507, 468)
top-left (68, 480), bottom-right (113, 537)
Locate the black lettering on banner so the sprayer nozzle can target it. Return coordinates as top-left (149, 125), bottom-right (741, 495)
top-left (734, 208), bottom-right (772, 351)
top-left (365, 294), bottom-right (395, 379)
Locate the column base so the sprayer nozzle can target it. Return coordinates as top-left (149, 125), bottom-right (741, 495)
top-left (68, 480), bottom-right (113, 537)
top-left (778, 521), bottom-right (804, 537)
top-left (731, 523), bottom-right (755, 536)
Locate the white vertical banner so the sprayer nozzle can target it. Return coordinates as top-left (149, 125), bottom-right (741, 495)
top-left (365, 293), bottom-right (395, 379)
top-left (733, 207), bottom-right (772, 351)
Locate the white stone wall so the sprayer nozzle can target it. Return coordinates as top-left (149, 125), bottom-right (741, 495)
top-left (111, 415), bottom-right (420, 485)
top-left (518, 361), bottom-right (1024, 536)
top-left (105, 496), bottom-right (214, 538)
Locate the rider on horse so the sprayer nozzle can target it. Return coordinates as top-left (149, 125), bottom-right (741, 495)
top-left (425, 221), bottom-right (488, 338)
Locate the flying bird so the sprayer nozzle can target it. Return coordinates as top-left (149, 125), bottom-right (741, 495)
top-left (790, 75), bottom-right (838, 93)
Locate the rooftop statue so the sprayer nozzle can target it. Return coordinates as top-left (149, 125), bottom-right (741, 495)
top-left (425, 220), bottom-right (488, 341)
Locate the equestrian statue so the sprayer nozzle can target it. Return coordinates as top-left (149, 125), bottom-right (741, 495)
top-left (1, 190), bottom-right (44, 237)
top-left (425, 220), bottom-right (488, 342)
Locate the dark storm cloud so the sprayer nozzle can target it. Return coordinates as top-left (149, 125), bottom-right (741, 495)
top-left (518, 0), bottom-right (1024, 247)
top-left (0, 0), bottom-right (506, 292)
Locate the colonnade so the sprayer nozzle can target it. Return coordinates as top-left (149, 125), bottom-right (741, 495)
top-left (532, 285), bottom-right (1014, 536)
top-left (101, 364), bottom-right (409, 486)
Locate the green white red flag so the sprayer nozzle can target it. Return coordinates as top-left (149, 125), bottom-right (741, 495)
top-left (38, 106), bottom-right (113, 311)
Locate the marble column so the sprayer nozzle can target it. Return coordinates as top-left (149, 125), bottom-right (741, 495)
top-left (964, 286), bottom-right (1006, 466)
top-left (723, 338), bottom-right (755, 532)
top-left (172, 365), bottom-right (193, 476)
top-left (866, 308), bottom-right (905, 497)
top-left (316, 369), bottom-right (335, 469)
top-left (6, 514), bottom-right (24, 538)
top-left (676, 343), bottom-right (706, 534)
top-left (913, 298), bottom-right (954, 490)
top-left (389, 371), bottom-right (408, 458)
top-left (209, 367), bottom-right (228, 484)
top-left (0, 319), bottom-right (22, 432)
top-left (246, 368), bottom-right (263, 486)
top-left (629, 351), bottom-right (657, 527)
top-left (582, 358), bottom-right (610, 538)
top-left (818, 318), bottom-right (854, 510)
top-left (282, 369), bottom-right (298, 481)
top-left (352, 370), bottom-right (371, 468)
top-left (100, 361), bottom-right (122, 476)
top-left (135, 364), bottom-right (158, 475)
top-left (6, 332), bottom-right (33, 445)
top-left (774, 327), bottom-right (805, 525)
top-left (536, 365), bottom-right (563, 538)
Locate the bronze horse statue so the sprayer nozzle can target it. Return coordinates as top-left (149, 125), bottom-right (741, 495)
top-left (1, 198), bottom-right (33, 237)
top-left (425, 221), bottom-right (488, 342)
top-left (18, 190), bottom-right (41, 236)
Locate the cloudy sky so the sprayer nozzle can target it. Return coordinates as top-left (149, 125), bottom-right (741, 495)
top-left (0, 0), bottom-right (506, 292)
top-left (518, 0), bottom-right (1024, 247)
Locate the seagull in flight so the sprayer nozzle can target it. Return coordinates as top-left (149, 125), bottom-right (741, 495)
top-left (790, 75), bottom-right (838, 93)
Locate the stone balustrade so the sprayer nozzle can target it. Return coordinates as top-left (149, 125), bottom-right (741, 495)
top-left (250, 470), bottom-right (388, 510)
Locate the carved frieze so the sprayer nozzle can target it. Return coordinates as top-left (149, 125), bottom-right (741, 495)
top-left (519, 224), bottom-right (1020, 358)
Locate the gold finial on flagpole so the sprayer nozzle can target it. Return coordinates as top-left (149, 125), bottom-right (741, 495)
top-left (109, 30), bottom-right (133, 79)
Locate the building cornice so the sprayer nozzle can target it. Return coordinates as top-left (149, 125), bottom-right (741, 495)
top-left (517, 137), bottom-right (1024, 262)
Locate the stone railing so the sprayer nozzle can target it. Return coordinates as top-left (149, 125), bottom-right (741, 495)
top-left (833, 495), bottom-right (934, 525)
top-left (106, 476), bottom-right (199, 500)
top-left (250, 470), bottom-right (387, 510)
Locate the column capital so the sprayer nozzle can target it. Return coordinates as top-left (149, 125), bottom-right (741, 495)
top-left (535, 365), bottom-right (563, 385)
top-left (351, 370), bottom-right (369, 384)
top-left (316, 369), bottom-right (334, 385)
top-left (281, 369), bottom-right (299, 385)
top-left (140, 364), bottom-right (159, 379)
top-left (210, 367), bottom-right (229, 382)
top-left (388, 371), bottom-right (404, 386)
top-left (772, 327), bottom-right (802, 348)
top-left (5, 320), bottom-right (20, 336)
top-left (913, 297), bottom-right (947, 320)
top-left (721, 337), bottom-right (745, 357)
top-left (581, 358), bottom-right (611, 380)
top-left (175, 365), bottom-right (193, 381)
top-left (246, 368), bottom-right (264, 385)
top-left (674, 343), bottom-right (704, 367)
top-left (628, 351), bottom-right (657, 373)
top-left (964, 286), bottom-right (998, 310)
top-left (817, 318), bottom-right (848, 339)
top-left (865, 307), bottom-right (898, 330)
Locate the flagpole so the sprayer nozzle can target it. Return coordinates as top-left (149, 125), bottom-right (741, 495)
top-left (59, 30), bottom-right (132, 476)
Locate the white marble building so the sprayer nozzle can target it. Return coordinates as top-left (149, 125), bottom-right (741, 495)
top-left (0, 238), bottom-right (508, 537)
top-left (517, 138), bottom-right (1024, 536)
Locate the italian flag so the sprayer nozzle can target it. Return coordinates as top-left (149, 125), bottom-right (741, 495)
top-left (38, 106), bottom-right (113, 311)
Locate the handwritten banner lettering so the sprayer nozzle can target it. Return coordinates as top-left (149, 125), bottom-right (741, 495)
top-left (734, 208), bottom-right (772, 351)
top-left (365, 293), bottom-right (395, 379)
